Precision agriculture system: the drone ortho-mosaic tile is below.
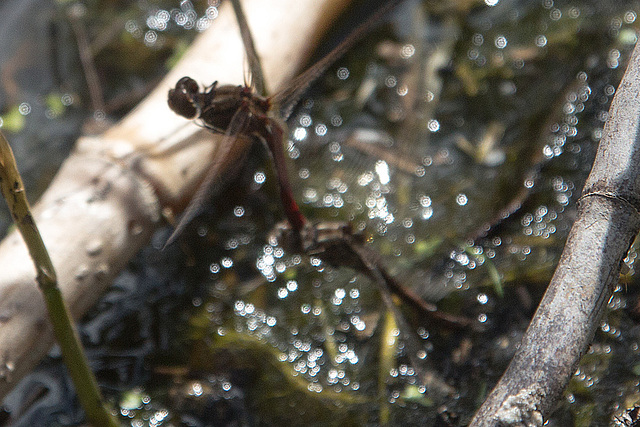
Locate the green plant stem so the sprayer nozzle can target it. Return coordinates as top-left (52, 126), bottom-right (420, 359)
top-left (0, 130), bottom-right (119, 427)
top-left (378, 310), bottom-right (397, 426)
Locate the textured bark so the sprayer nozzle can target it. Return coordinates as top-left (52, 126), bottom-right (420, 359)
top-left (471, 41), bottom-right (640, 426)
top-left (0, 0), bottom-right (351, 401)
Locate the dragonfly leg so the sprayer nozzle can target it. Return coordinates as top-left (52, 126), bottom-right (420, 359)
top-left (260, 118), bottom-right (307, 232)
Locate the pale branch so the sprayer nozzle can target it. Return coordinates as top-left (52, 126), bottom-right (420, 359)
top-left (471, 41), bottom-right (640, 425)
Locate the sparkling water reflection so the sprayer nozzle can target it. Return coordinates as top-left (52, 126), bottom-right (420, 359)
top-left (8, 0), bottom-right (632, 425)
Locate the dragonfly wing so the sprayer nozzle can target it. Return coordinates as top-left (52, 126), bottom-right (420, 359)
top-left (230, 0), bottom-right (267, 97)
top-left (273, 0), bottom-right (404, 121)
top-left (164, 104), bottom-right (253, 248)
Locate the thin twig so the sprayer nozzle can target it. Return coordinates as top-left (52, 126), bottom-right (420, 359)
top-left (0, 130), bottom-right (118, 427)
top-left (471, 41), bottom-right (640, 426)
top-left (67, 4), bottom-right (106, 114)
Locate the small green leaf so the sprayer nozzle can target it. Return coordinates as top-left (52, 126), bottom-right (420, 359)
top-left (1, 107), bottom-right (26, 133)
top-left (401, 385), bottom-right (433, 407)
top-left (120, 389), bottom-right (145, 410)
top-left (44, 93), bottom-right (66, 118)
top-left (414, 237), bottom-right (443, 257)
top-left (464, 245), bottom-right (503, 297)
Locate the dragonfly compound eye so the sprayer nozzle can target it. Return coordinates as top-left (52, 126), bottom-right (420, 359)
top-left (168, 76), bottom-right (201, 119)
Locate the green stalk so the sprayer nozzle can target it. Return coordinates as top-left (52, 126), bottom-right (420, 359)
top-left (378, 310), bottom-right (397, 425)
top-left (0, 130), bottom-right (119, 427)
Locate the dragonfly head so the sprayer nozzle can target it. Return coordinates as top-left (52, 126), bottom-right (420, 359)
top-left (168, 76), bottom-right (203, 119)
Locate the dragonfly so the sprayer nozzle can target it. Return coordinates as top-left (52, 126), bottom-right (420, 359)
top-left (166, 0), bottom-right (473, 330)
top-left (166, 0), bottom-right (474, 391)
top-left (165, 0), bottom-right (406, 247)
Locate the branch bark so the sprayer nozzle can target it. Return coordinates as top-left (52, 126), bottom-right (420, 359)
top-left (471, 41), bottom-right (640, 425)
top-left (0, 0), bottom-right (352, 401)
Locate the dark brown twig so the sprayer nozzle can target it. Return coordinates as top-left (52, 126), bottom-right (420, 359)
top-left (67, 5), bottom-right (106, 114)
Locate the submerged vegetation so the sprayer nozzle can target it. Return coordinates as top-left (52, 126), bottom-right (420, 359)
top-left (2, 0), bottom-right (640, 425)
